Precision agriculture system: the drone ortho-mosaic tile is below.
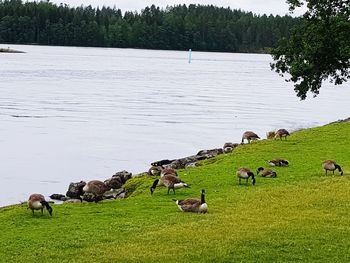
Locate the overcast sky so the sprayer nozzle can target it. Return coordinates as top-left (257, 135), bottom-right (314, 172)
top-left (49, 0), bottom-right (305, 16)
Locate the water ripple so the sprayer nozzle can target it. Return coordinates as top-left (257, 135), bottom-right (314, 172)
top-left (0, 44), bottom-right (350, 207)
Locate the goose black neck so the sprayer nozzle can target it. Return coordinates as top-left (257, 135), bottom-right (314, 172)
top-left (150, 179), bottom-right (159, 195)
top-left (251, 175), bottom-right (256, 185)
top-left (40, 201), bottom-right (53, 216)
top-left (201, 191), bottom-right (205, 204)
top-left (335, 164), bottom-right (342, 172)
top-left (40, 200), bottom-right (49, 208)
top-left (151, 179), bottom-right (159, 189)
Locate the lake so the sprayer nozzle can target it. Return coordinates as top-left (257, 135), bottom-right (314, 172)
top-left (0, 44), bottom-right (349, 207)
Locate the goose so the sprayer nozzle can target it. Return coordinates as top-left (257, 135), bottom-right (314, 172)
top-left (257, 167), bottom-right (277, 178)
top-left (83, 180), bottom-right (112, 201)
top-left (173, 189), bottom-right (208, 213)
top-left (223, 142), bottom-right (239, 153)
top-left (241, 131), bottom-right (260, 144)
top-left (274, 129), bottom-right (290, 140)
top-left (323, 160), bottom-right (343, 175)
top-left (268, 159), bottom-right (289, 167)
top-left (236, 168), bottom-right (256, 185)
top-left (28, 194), bottom-right (53, 216)
top-left (150, 174), bottom-right (188, 195)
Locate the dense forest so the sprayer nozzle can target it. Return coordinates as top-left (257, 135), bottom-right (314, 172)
top-left (0, 0), bottom-right (299, 53)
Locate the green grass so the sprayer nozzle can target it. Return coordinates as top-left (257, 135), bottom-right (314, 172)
top-left (1, 122), bottom-right (349, 262)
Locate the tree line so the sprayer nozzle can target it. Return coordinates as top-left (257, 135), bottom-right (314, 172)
top-left (0, 0), bottom-right (299, 52)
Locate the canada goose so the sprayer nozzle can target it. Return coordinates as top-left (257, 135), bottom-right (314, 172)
top-left (274, 129), bottom-right (290, 140)
top-left (150, 174), bottom-right (188, 195)
top-left (28, 194), bottom-right (53, 216)
top-left (83, 180), bottom-right (112, 201)
top-left (241, 131), bottom-right (260, 144)
top-left (223, 142), bottom-right (239, 153)
top-left (236, 168), bottom-right (256, 185)
top-left (268, 159), bottom-right (289, 167)
top-left (173, 189), bottom-right (208, 213)
top-left (323, 160), bottom-right (343, 175)
top-left (257, 167), bottom-right (277, 178)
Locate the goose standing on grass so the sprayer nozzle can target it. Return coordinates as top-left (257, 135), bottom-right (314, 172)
top-left (268, 159), bottom-right (289, 167)
top-left (257, 167), bottom-right (277, 178)
top-left (173, 189), bottom-right (208, 213)
top-left (28, 194), bottom-right (53, 216)
top-left (274, 129), bottom-right (290, 140)
top-left (241, 131), bottom-right (260, 144)
top-left (236, 168), bottom-right (256, 185)
top-left (323, 160), bottom-right (343, 175)
top-left (150, 174), bottom-right (188, 195)
top-left (83, 180), bottom-right (112, 201)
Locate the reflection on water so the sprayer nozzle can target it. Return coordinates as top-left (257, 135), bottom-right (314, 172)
top-left (0, 44), bottom-right (349, 207)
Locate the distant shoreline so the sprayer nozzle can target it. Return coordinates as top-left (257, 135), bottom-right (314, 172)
top-left (0, 43), bottom-right (270, 55)
top-left (0, 47), bottom-right (25, 53)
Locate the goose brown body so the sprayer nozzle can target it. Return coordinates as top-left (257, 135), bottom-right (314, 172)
top-left (160, 167), bottom-right (178, 177)
top-left (28, 194), bottom-right (53, 216)
top-left (323, 160), bottom-right (343, 175)
top-left (83, 180), bottom-right (111, 199)
top-left (150, 174), bottom-right (188, 195)
top-left (274, 129), bottom-right (290, 140)
top-left (173, 189), bottom-right (208, 213)
top-left (268, 159), bottom-right (289, 167)
top-left (241, 131), bottom-right (260, 144)
top-left (236, 167), bottom-right (256, 185)
top-left (257, 167), bottom-right (277, 178)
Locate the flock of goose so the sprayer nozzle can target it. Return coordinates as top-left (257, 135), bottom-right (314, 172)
top-left (27, 128), bottom-right (344, 216)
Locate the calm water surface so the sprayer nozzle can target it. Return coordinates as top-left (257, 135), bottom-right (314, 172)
top-left (0, 44), bottom-right (349, 207)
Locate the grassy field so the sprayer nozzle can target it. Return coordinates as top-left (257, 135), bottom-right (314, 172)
top-left (1, 122), bottom-right (349, 262)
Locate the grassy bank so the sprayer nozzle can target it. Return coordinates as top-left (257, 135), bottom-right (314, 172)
top-left (1, 122), bottom-right (349, 262)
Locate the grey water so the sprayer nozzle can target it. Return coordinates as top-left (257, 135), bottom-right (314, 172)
top-left (0, 44), bottom-right (349, 207)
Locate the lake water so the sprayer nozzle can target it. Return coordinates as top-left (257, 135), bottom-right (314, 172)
top-left (1, 44), bottom-right (349, 207)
